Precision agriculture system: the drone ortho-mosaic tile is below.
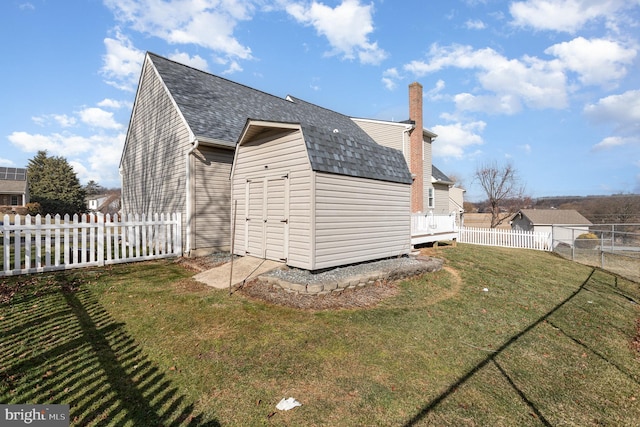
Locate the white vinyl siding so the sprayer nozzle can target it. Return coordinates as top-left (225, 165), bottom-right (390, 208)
top-left (313, 173), bottom-right (411, 270)
top-left (231, 128), bottom-right (313, 269)
top-left (120, 58), bottom-right (190, 243)
top-left (193, 146), bottom-right (233, 250)
top-left (352, 119), bottom-right (409, 165)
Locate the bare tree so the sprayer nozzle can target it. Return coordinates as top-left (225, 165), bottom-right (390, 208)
top-left (474, 161), bottom-right (526, 228)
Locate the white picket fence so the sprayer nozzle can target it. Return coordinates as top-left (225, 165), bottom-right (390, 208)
top-left (1, 212), bottom-right (182, 277)
top-left (458, 226), bottom-right (552, 251)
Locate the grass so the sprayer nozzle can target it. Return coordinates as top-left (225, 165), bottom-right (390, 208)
top-left (1, 244), bottom-right (639, 426)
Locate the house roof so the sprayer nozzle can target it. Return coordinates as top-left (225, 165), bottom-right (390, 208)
top-left (516, 209), bottom-right (592, 225)
top-left (0, 167), bottom-right (27, 194)
top-left (148, 53), bottom-right (412, 185)
top-left (432, 165), bottom-right (453, 184)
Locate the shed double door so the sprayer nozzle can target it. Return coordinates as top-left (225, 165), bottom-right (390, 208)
top-left (245, 175), bottom-right (289, 261)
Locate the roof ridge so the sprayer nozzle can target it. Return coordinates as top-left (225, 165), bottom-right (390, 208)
top-left (147, 52), bottom-right (291, 105)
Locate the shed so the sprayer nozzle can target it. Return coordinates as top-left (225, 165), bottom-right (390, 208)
top-left (511, 209), bottom-right (592, 246)
top-left (231, 116), bottom-right (413, 271)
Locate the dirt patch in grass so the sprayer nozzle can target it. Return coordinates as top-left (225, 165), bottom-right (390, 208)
top-left (238, 278), bottom-right (400, 310)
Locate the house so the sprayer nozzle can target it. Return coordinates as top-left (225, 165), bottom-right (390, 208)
top-left (120, 53), bottom-right (415, 268)
top-left (352, 84), bottom-right (463, 244)
top-left (86, 193), bottom-right (121, 214)
top-left (511, 209), bottom-right (592, 246)
top-left (0, 167), bottom-right (29, 210)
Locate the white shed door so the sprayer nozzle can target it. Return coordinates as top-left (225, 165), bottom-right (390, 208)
top-left (245, 175), bottom-right (288, 261)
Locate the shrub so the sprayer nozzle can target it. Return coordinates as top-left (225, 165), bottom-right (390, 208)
top-left (575, 232), bottom-right (598, 249)
top-left (25, 202), bottom-right (42, 215)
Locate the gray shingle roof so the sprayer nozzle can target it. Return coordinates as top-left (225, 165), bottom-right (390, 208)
top-left (517, 209), bottom-right (592, 225)
top-left (432, 165), bottom-right (452, 183)
top-left (148, 53), bottom-right (412, 184)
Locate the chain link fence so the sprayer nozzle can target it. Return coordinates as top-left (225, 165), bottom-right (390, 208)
top-left (552, 224), bottom-right (640, 283)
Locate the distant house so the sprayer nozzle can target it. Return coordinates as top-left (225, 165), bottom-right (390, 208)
top-left (120, 53), bottom-right (417, 269)
top-left (86, 193), bottom-right (120, 214)
top-left (511, 209), bottom-right (592, 246)
top-left (0, 167), bottom-right (29, 209)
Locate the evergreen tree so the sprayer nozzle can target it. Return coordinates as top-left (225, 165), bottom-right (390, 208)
top-left (27, 150), bottom-right (87, 215)
top-left (84, 180), bottom-right (105, 195)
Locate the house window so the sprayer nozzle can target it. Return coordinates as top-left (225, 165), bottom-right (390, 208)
top-left (428, 188), bottom-right (434, 209)
top-left (10, 195), bottom-right (19, 206)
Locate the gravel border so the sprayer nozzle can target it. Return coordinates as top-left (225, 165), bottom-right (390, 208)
top-left (259, 255), bottom-right (443, 295)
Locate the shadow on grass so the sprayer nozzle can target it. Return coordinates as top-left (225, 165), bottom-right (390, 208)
top-left (402, 268), bottom-right (597, 427)
top-left (0, 273), bottom-right (219, 426)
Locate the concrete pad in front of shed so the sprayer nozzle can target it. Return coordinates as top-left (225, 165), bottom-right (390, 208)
top-left (193, 256), bottom-right (284, 289)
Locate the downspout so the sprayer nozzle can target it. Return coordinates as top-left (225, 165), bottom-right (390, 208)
top-left (402, 124), bottom-right (413, 160)
top-left (185, 137), bottom-right (199, 256)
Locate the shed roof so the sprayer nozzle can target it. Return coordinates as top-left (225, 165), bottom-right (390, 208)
top-left (148, 53), bottom-right (412, 184)
top-left (516, 209), bottom-right (592, 225)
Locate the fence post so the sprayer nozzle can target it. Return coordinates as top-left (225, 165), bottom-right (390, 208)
top-left (97, 213), bottom-right (105, 267)
top-left (601, 232), bottom-right (605, 269)
top-left (2, 215), bottom-right (7, 274)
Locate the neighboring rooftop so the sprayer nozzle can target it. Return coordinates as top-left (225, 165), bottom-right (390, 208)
top-left (148, 53), bottom-right (412, 185)
top-left (0, 167), bottom-right (26, 181)
top-left (516, 209), bottom-right (592, 225)
top-left (432, 165), bottom-right (453, 184)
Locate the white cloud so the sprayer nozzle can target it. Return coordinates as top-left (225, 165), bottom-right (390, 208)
top-left (104, 0), bottom-right (254, 60)
top-left (592, 136), bottom-right (639, 150)
top-left (545, 37), bottom-right (636, 86)
top-left (32, 114), bottom-right (77, 128)
top-left (509, 0), bottom-right (634, 33)
top-left (0, 158), bottom-right (13, 166)
top-left (431, 120), bottom-right (486, 159)
top-left (97, 98), bottom-right (132, 110)
top-left (75, 133), bottom-right (127, 185)
top-left (101, 30), bottom-right (145, 92)
top-left (585, 89), bottom-right (640, 151)
top-left (8, 130), bottom-right (126, 186)
top-left (405, 44), bottom-right (568, 114)
top-left (426, 79), bottom-right (446, 100)
top-left (584, 89), bottom-right (640, 130)
top-left (78, 108), bottom-right (123, 130)
top-left (9, 131), bottom-right (93, 156)
top-left (520, 143), bottom-right (532, 154)
top-left (168, 51), bottom-right (210, 71)
top-left (382, 68), bottom-right (400, 90)
top-left (286, 0), bottom-right (387, 65)
top-left (465, 19), bottom-right (486, 30)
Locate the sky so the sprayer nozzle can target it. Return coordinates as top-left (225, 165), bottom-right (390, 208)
top-left (1, 0), bottom-right (639, 202)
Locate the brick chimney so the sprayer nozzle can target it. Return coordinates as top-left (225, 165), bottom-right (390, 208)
top-left (409, 82), bottom-right (423, 213)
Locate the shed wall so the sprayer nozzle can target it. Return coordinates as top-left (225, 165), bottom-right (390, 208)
top-left (313, 173), bottom-right (411, 270)
top-left (231, 129), bottom-right (313, 269)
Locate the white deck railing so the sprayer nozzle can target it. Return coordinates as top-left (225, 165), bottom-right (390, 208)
top-left (411, 212), bottom-right (459, 245)
top-left (1, 212), bottom-right (182, 277)
top-left (458, 226), bottom-right (551, 251)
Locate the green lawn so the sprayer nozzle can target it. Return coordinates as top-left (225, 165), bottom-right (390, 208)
top-left (1, 244), bottom-right (639, 426)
